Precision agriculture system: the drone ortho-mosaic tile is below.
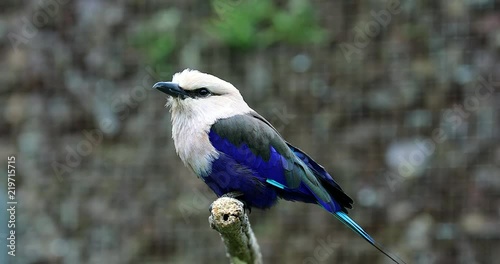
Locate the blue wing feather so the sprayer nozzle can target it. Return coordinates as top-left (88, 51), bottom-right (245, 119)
top-left (287, 144), bottom-right (353, 212)
top-left (206, 114), bottom-right (352, 212)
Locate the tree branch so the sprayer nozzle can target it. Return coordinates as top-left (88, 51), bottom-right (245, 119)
top-left (209, 197), bottom-right (262, 264)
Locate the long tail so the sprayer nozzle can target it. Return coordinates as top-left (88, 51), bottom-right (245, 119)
top-left (334, 211), bottom-right (407, 264)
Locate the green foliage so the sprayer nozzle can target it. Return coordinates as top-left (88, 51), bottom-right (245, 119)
top-left (206, 0), bottom-right (327, 49)
top-left (268, 0), bottom-right (326, 45)
top-left (131, 9), bottom-right (181, 66)
top-left (206, 0), bottom-right (274, 49)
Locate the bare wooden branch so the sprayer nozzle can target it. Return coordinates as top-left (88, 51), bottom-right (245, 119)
top-left (209, 197), bottom-right (262, 264)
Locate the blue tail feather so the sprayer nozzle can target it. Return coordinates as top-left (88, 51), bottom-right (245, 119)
top-left (333, 212), bottom-right (407, 264)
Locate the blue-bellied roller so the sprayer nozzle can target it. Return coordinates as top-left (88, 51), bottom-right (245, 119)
top-left (153, 69), bottom-right (405, 263)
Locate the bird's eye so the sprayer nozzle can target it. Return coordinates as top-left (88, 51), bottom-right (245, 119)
top-left (197, 88), bottom-right (211, 97)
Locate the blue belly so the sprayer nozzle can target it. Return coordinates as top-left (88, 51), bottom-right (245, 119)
top-left (201, 153), bottom-right (279, 209)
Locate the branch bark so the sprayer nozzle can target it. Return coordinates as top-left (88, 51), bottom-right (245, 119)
top-left (209, 197), bottom-right (262, 264)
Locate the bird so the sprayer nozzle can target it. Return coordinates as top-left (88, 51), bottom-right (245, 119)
top-left (153, 69), bottom-right (405, 264)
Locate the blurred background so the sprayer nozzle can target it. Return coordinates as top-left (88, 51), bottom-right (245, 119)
top-left (1, 0), bottom-right (499, 263)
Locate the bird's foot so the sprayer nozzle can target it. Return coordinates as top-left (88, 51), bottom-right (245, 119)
top-left (241, 200), bottom-right (251, 214)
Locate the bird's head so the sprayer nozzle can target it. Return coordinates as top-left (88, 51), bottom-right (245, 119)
top-left (153, 69), bottom-right (251, 121)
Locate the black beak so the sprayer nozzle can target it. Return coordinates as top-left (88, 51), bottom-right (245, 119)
top-left (152, 82), bottom-right (188, 99)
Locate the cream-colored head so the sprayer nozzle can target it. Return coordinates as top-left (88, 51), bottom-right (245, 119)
top-left (154, 69), bottom-right (251, 121)
top-left (153, 69), bottom-right (252, 175)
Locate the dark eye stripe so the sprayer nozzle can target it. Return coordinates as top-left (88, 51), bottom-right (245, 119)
top-left (186, 88), bottom-right (218, 98)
